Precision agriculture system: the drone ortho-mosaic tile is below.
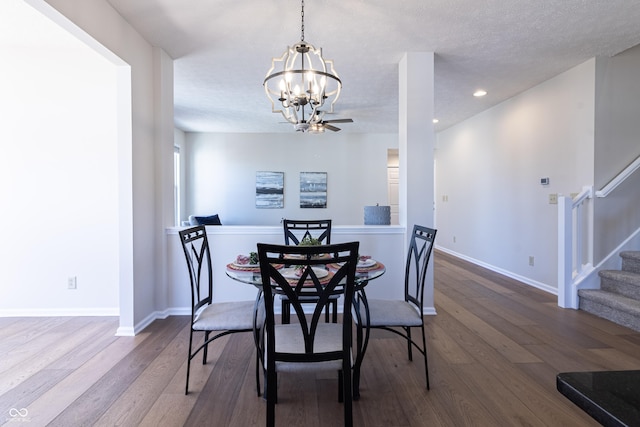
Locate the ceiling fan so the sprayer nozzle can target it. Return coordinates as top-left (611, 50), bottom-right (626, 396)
top-left (284, 116), bottom-right (354, 132)
top-left (310, 117), bottom-right (354, 132)
top-left (290, 110), bottom-right (354, 132)
top-left (282, 108), bottom-right (354, 132)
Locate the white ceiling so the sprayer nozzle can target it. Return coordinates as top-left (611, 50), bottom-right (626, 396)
top-left (106, 0), bottom-right (640, 134)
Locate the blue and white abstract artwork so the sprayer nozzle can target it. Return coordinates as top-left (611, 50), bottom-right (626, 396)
top-left (256, 171), bottom-right (284, 208)
top-left (300, 172), bottom-right (327, 208)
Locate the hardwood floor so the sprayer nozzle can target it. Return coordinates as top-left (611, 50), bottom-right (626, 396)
top-left (3, 250), bottom-right (640, 426)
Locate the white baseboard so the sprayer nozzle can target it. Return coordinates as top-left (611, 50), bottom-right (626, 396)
top-left (0, 307), bottom-right (119, 317)
top-left (423, 306), bottom-right (437, 316)
top-left (435, 246), bottom-right (557, 295)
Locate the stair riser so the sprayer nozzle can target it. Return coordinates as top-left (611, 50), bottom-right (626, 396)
top-left (601, 277), bottom-right (640, 300)
top-left (579, 298), bottom-right (640, 333)
top-left (622, 258), bottom-right (640, 275)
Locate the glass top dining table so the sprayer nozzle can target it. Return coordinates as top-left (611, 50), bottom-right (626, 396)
top-left (225, 258), bottom-right (386, 288)
top-left (225, 256), bottom-right (385, 400)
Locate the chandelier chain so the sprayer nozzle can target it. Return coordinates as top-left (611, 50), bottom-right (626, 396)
top-left (300, 0), bottom-right (305, 41)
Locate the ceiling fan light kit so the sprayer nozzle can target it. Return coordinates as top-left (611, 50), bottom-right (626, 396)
top-left (264, 0), bottom-right (346, 132)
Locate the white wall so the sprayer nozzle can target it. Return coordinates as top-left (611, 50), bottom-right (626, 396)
top-left (44, 0), bottom-right (174, 334)
top-left (0, 0), bottom-right (119, 314)
top-left (184, 132), bottom-right (397, 225)
top-left (436, 59), bottom-right (596, 292)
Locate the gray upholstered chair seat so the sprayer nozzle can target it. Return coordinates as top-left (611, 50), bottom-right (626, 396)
top-left (363, 299), bottom-right (422, 327)
top-left (352, 225), bottom-right (436, 392)
top-left (271, 323), bottom-right (352, 373)
top-left (193, 300), bottom-right (259, 331)
top-left (179, 225), bottom-right (264, 396)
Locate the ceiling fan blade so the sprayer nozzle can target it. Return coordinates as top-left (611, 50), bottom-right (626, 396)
top-left (324, 118), bottom-right (353, 124)
top-left (323, 124), bottom-right (341, 132)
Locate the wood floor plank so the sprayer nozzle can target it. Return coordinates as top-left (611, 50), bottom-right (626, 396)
top-left (46, 316), bottom-right (185, 427)
top-left (183, 329), bottom-right (255, 426)
top-left (4, 250), bottom-right (640, 426)
top-left (426, 342), bottom-right (502, 426)
top-left (435, 289), bottom-right (542, 364)
top-left (0, 368), bottom-right (72, 414)
top-left (94, 319), bottom-right (192, 426)
top-left (11, 324), bottom-right (152, 426)
top-left (516, 362), bottom-right (601, 426)
top-left (587, 347), bottom-right (640, 370)
top-left (0, 318), bottom-right (115, 395)
top-left (428, 321), bottom-right (475, 365)
top-left (138, 346), bottom-right (221, 427)
top-left (0, 317), bottom-right (71, 355)
top-left (358, 339), bottom-right (425, 426)
top-left (431, 294), bottom-right (598, 426)
top-left (47, 317), bottom-right (119, 370)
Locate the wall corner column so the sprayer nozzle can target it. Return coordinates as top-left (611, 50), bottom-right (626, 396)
top-left (398, 52), bottom-right (436, 312)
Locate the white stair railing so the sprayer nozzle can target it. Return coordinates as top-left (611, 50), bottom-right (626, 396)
top-left (558, 155), bottom-right (640, 309)
top-left (558, 186), bottom-right (593, 309)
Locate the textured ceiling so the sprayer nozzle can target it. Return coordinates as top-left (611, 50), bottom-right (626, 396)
top-left (106, 0), bottom-right (640, 134)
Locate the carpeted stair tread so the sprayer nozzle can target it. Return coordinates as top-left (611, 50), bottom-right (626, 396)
top-left (578, 289), bottom-right (640, 332)
top-left (579, 289), bottom-right (640, 310)
top-left (579, 250), bottom-right (640, 331)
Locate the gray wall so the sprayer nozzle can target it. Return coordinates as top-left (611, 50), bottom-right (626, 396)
top-left (593, 44), bottom-right (640, 263)
top-left (181, 132), bottom-right (397, 226)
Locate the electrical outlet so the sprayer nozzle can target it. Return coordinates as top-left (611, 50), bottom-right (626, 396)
top-left (548, 193), bottom-right (558, 204)
top-left (529, 256), bottom-right (534, 266)
top-left (68, 276), bottom-right (77, 290)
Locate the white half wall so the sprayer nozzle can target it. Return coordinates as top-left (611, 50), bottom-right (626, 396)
top-left (164, 225), bottom-right (415, 315)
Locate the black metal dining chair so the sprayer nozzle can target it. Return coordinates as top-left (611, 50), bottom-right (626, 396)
top-left (257, 241), bottom-right (359, 427)
top-left (179, 225), bottom-right (264, 395)
top-left (283, 218), bottom-right (332, 246)
top-left (355, 224), bottom-right (436, 390)
top-left (281, 219), bottom-right (337, 323)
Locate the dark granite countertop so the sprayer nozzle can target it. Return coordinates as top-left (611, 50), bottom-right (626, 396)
top-left (557, 370), bottom-right (640, 427)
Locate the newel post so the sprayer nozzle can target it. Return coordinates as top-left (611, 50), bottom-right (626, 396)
top-left (557, 196), bottom-right (575, 308)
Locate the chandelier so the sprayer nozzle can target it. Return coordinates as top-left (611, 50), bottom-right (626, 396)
top-left (263, 0), bottom-right (342, 132)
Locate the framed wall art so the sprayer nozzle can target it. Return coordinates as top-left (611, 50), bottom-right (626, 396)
top-left (256, 171), bottom-right (284, 208)
top-left (299, 172), bottom-right (327, 208)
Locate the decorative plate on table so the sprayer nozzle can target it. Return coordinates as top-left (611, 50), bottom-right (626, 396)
top-left (357, 258), bottom-right (376, 268)
top-left (334, 257), bottom-right (377, 267)
top-left (227, 262), bottom-right (284, 271)
top-left (232, 261), bottom-right (259, 268)
top-left (280, 267), bottom-right (329, 279)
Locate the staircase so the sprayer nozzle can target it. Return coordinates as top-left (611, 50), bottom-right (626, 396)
top-left (579, 251), bottom-right (640, 331)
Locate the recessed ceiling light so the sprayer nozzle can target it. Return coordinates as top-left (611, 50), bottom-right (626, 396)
top-left (432, 118), bottom-right (439, 124)
top-left (473, 89), bottom-right (487, 97)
